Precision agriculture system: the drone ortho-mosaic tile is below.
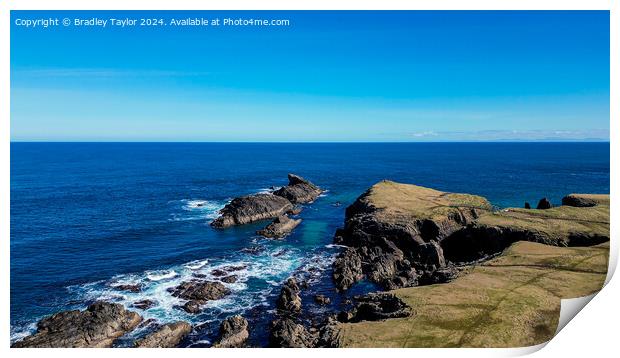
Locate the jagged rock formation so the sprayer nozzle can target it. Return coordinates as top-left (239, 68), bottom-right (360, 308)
top-left (273, 174), bottom-right (323, 204)
top-left (170, 281), bottom-right (230, 314)
top-left (211, 194), bottom-right (293, 228)
top-left (257, 215), bottom-right (301, 239)
top-left (276, 278), bottom-right (302, 313)
top-left (11, 302), bottom-right (142, 348)
top-left (211, 174), bottom-right (321, 228)
top-left (135, 321), bottom-right (192, 348)
top-left (536, 197), bottom-right (552, 209)
top-left (212, 315), bottom-right (249, 348)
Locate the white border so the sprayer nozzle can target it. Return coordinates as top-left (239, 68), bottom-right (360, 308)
top-left (1, 1), bottom-right (616, 358)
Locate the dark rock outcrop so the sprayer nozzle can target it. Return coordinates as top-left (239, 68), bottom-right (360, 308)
top-left (211, 194), bottom-right (293, 228)
top-left (12, 302), bottom-right (142, 348)
top-left (269, 318), bottom-right (315, 348)
top-left (276, 278), bottom-right (302, 313)
top-left (182, 301), bottom-right (201, 314)
top-left (133, 299), bottom-right (155, 310)
top-left (257, 215), bottom-right (302, 239)
top-left (562, 194), bottom-right (598, 207)
top-left (112, 284), bottom-right (142, 293)
top-left (536, 198), bottom-right (552, 209)
top-left (221, 275), bottom-right (238, 283)
top-left (135, 321), bottom-right (192, 348)
top-left (333, 181), bottom-right (491, 291)
top-left (273, 174), bottom-right (323, 204)
top-left (171, 281), bottom-right (230, 302)
top-left (337, 294), bottom-right (411, 323)
top-left (332, 248), bottom-right (364, 291)
top-left (314, 294), bottom-right (331, 305)
top-left (524, 202), bottom-right (531, 209)
top-left (212, 315), bottom-right (249, 348)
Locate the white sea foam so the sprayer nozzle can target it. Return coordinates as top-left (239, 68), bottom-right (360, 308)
top-left (184, 259), bottom-right (209, 270)
top-left (169, 199), bottom-right (225, 222)
top-left (146, 270), bottom-right (178, 281)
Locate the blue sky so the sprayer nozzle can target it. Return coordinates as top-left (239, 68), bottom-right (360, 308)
top-left (11, 11), bottom-right (609, 142)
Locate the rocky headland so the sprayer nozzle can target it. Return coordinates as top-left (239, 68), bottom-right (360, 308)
top-left (326, 181), bottom-right (610, 348)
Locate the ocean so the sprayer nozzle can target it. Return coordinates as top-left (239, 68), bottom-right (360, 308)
top-left (10, 142), bottom-right (610, 346)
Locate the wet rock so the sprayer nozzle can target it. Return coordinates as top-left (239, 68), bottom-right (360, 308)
top-left (132, 299), bottom-right (155, 310)
top-left (338, 294), bottom-right (411, 323)
top-left (182, 301), bottom-right (202, 314)
top-left (211, 269), bottom-right (227, 277)
top-left (11, 301), bottom-right (142, 348)
top-left (256, 215), bottom-right (301, 239)
top-left (221, 275), bottom-right (238, 283)
top-left (223, 265), bottom-right (247, 272)
top-left (269, 318), bottom-right (316, 348)
top-left (211, 194), bottom-right (293, 228)
top-left (213, 315), bottom-right (249, 348)
top-left (273, 174), bottom-right (323, 204)
top-left (524, 202), bottom-right (531, 209)
top-left (171, 281), bottom-right (231, 302)
top-left (192, 273), bottom-right (207, 279)
top-left (276, 278), bottom-right (302, 313)
top-left (135, 321), bottom-right (192, 348)
top-left (536, 198), bottom-right (552, 209)
top-left (562, 194), bottom-right (598, 207)
top-left (314, 294), bottom-right (331, 305)
top-left (112, 284), bottom-right (142, 293)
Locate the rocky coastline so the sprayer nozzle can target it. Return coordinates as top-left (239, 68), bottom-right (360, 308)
top-left (11, 177), bottom-right (610, 348)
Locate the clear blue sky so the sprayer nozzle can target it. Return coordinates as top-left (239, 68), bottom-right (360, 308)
top-left (11, 10), bottom-right (609, 142)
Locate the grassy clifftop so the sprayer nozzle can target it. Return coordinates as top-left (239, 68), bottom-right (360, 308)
top-left (361, 180), bottom-right (492, 223)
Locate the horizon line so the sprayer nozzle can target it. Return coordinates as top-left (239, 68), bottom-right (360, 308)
top-left (9, 140), bottom-right (611, 144)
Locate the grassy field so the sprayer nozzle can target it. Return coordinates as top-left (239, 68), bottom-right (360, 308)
top-left (337, 241), bottom-right (609, 348)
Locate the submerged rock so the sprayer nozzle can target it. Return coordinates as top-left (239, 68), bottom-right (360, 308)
top-left (12, 301), bottom-right (142, 348)
top-left (276, 278), bottom-right (302, 313)
top-left (135, 321), bottom-right (192, 348)
top-left (220, 275), bottom-right (238, 283)
top-left (211, 194), bottom-right (293, 228)
top-left (213, 315), bottom-right (249, 348)
top-left (273, 174), bottom-right (323, 204)
top-left (256, 215), bottom-right (301, 239)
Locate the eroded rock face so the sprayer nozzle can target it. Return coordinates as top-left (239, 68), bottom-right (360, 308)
top-left (257, 215), bottom-right (301, 239)
top-left (337, 294), bottom-right (411, 323)
top-left (12, 302), bottom-right (142, 348)
top-left (273, 174), bottom-right (323, 204)
top-left (211, 194), bottom-right (293, 228)
top-left (135, 321), bottom-right (192, 348)
top-left (213, 315), bottom-right (249, 348)
top-left (269, 318), bottom-right (315, 348)
top-left (276, 278), bottom-right (302, 313)
top-left (171, 281), bottom-right (231, 308)
top-left (333, 181), bottom-right (491, 291)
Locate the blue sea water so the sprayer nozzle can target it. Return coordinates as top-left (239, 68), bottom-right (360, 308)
top-left (10, 142), bottom-right (610, 346)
